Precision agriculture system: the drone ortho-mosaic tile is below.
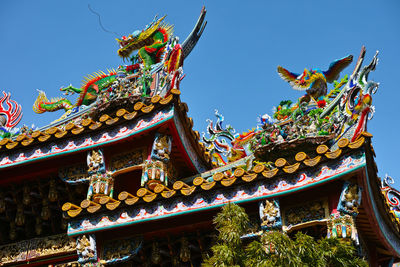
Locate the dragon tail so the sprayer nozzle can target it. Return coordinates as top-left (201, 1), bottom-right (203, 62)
top-left (33, 90), bottom-right (48, 114)
top-left (33, 90), bottom-right (74, 113)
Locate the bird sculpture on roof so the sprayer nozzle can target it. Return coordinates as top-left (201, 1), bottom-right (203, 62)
top-left (277, 55), bottom-right (353, 102)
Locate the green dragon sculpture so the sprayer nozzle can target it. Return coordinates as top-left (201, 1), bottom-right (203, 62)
top-left (33, 17), bottom-right (173, 115)
top-left (117, 16), bottom-right (173, 69)
top-left (32, 8), bottom-right (207, 115)
top-left (33, 69), bottom-right (117, 113)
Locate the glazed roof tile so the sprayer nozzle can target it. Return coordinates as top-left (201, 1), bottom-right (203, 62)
top-left (62, 134), bottom-right (370, 218)
top-left (0, 89), bottom-right (213, 168)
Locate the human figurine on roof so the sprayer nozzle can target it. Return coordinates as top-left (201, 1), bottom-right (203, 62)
top-left (151, 135), bottom-right (171, 163)
top-left (87, 149), bottom-right (105, 174)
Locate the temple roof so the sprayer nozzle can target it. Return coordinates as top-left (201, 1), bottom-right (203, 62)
top-left (0, 90), bottom-right (212, 172)
top-left (1, 6), bottom-right (400, 265)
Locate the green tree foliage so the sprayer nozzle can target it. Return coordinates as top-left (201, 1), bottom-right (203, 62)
top-left (202, 203), bottom-right (367, 267)
top-left (202, 202), bottom-right (249, 267)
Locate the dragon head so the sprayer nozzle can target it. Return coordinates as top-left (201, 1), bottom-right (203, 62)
top-left (116, 16), bottom-right (169, 60)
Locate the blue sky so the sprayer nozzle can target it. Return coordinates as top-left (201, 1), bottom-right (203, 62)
top-left (1, 1), bottom-right (400, 184)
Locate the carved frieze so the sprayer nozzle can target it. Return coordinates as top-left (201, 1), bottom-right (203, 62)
top-left (109, 148), bottom-right (146, 171)
top-left (0, 234), bottom-right (76, 264)
top-left (59, 163), bottom-right (89, 184)
top-left (100, 237), bottom-right (142, 265)
top-left (282, 199), bottom-right (329, 229)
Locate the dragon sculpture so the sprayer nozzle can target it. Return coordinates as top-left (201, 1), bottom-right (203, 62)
top-left (277, 55), bottom-right (353, 101)
top-left (33, 69), bottom-right (118, 114)
top-left (202, 110), bottom-right (254, 166)
top-left (117, 16), bottom-right (173, 69)
top-left (32, 8), bottom-right (207, 116)
top-left (335, 48), bottom-right (379, 142)
top-left (202, 110), bottom-right (236, 166)
top-left (381, 175), bottom-right (400, 219)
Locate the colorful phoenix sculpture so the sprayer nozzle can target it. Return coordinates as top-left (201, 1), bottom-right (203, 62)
top-left (277, 55), bottom-right (353, 101)
top-left (203, 47), bottom-right (378, 167)
top-left (33, 8), bottom-right (207, 118)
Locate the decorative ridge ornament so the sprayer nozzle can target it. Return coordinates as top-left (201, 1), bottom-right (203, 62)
top-left (31, 7), bottom-right (207, 125)
top-left (117, 15), bottom-right (173, 68)
top-left (277, 55), bottom-right (353, 101)
top-left (202, 110), bottom-right (235, 166)
top-left (381, 175), bottom-right (400, 220)
top-left (86, 149), bottom-right (114, 200)
top-left (141, 133), bottom-right (172, 189)
top-left (337, 50), bottom-right (379, 142)
top-left (228, 47), bottom-right (379, 157)
top-left (0, 91), bottom-right (22, 130)
top-left (202, 110), bottom-right (253, 166)
top-left (181, 6), bottom-right (207, 59)
top-left (33, 69), bottom-right (119, 114)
